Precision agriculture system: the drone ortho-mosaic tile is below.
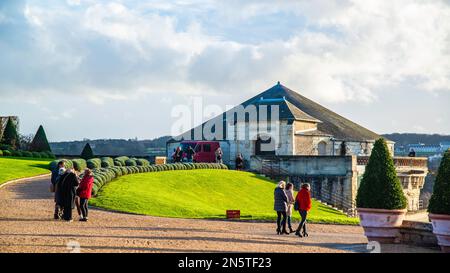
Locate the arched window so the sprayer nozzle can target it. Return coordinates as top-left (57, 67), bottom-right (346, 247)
top-left (318, 141), bottom-right (327, 155)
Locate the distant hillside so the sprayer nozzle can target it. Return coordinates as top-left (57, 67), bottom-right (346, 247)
top-left (50, 136), bottom-right (171, 157)
top-left (382, 133), bottom-right (450, 146)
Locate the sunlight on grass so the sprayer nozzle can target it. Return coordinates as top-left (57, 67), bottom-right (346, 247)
top-left (0, 157), bottom-right (51, 185)
top-left (91, 169), bottom-right (359, 225)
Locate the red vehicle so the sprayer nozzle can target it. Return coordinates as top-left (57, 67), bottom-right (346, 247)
top-left (180, 141), bottom-right (221, 163)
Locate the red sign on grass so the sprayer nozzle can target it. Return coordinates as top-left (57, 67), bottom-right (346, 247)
top-left (226, 210), bottom-right (240, 219)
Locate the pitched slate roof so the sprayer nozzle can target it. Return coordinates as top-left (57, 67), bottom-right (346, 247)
top-left (169, 82), bottom-right (383, 142)
top-left (239, 82), bottom-right (382, 141)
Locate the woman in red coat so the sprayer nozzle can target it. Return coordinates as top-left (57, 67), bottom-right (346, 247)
top-left (295, 183), bottom-right (312, 237)
top-left (76, 169), bottom-right (94, 222)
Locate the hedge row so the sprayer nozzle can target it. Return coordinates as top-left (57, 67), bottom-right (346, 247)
top-left (0, 150), bottom-right (55, 159)
top-left (91, 163), bottom-right (228, 196)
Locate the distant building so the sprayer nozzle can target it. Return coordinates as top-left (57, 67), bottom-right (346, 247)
top-left (406, 142), bottom-right (450, 156)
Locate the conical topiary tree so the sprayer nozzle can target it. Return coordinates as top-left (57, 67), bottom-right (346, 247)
top-left (356, 138), bottom-right (407, 210)
top-left (80, 143), bottom-right (94, 160)
top-left (0, 117), bottom-right (19, 150)
top-left (29, 125), bottom-right (52, 152)
top-left (428, 149), bottom-right (450, 215)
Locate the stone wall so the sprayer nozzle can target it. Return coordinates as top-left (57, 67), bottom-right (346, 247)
top-left (250, 155), bottom-right (358, 215)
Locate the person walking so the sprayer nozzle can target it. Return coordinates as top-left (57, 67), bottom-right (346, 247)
top-left (76, 169), bottom-right (94, 222)
top-left (215, 147), bottom-right (223, 164)
top-left (186, 146), bottom-right (195, 163)
top-left (274, 181), bottom-right (289, 235)
top-left (51, 161), bottom-right (65, 220)
top-left (295, 183), bottom-right (312, 238)
top-left (175, 147), bottom-right (183, 163)
top-left (235, 153), bottom-right (244, 171)
top-left (58, 169), bottom-right (80, 222)
top-left (285, 182), bottom-right (295, 233)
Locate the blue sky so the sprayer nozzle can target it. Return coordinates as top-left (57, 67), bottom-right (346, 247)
top-left (1, 0), bottom-right (450, 141)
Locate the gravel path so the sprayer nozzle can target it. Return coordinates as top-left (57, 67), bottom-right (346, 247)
top-left (0, 176), bottom-right (438, 253)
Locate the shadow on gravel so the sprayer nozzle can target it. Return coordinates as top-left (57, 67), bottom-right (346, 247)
top-left (9, 179), bottom-right (52, 200)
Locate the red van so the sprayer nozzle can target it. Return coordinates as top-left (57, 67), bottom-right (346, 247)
top-left (181, 141), bottom-right (220, 163)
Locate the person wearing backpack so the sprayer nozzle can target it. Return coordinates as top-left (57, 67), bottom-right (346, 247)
top-left (294, 183), bottom-right (312, 238)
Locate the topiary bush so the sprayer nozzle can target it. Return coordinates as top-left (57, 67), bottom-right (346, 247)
top-left (356, 138), bottom-right (407, 210)
top-left (21, 151), bottom-right (31, 157)
top-left (2, 150), bottom-right (12, 156)
top-left (428, 149), bottom-right (450, 215)
top-left (80, 143), bottom-right (94, 160)
top-left (72, 158), bottom-right (87, 172)
top-left (87, 158), bottom-right (101, 169)
top-left (31, 152), bottom-right (41, 158)
top-left (125, 159), bottom-right (137, 166)
top-left (49, 159), bottom-right (73, 171)
top-left (12, 150), bottom-right (23, 157)
top-left (114, 156), bottom-right (129, 166)
top-left (101, 157), bottom-right (114, 168)
top-left (0, 150), bottom-right (3, 156)
top-left (136, 158), bottom-right (150, 166)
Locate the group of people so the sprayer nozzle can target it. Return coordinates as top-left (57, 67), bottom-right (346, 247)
top-left (50, 161), bottom-right (94, 222)
top-left (274, 181), bottom-right (311, 237)
top-left (171, 145), bottom-right (245, 170)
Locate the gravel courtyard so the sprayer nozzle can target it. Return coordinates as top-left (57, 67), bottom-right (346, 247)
top-left (0, 176), bottom-right (438, 253)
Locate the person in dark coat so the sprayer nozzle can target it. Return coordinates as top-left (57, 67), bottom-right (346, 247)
top-left (175, 147), bottom-right (183, 163)
top-left (235, 153), bottom-right (244, 171)
top-left (58, 169), bottom-right (80, 222)
top-left (51, 161), bottom-right (65, 220)
top-left (295, 183), bottom-right (312, 238)
top-left (186, 146), bottom-right (195, 163)
top-left (274, 181), bottom-right (289, 235)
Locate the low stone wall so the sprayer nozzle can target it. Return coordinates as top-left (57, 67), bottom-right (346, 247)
top-left (398, 221), bottom-right (438, 248)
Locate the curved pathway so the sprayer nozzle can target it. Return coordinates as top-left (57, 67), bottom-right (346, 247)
top-left (0, 177), bottom-right (438, 253)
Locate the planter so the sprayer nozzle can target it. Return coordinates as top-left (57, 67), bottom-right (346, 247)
top-left (429, 213), bottom-right (450, 253)
top-left (357, 208), bottom-right (407, 243)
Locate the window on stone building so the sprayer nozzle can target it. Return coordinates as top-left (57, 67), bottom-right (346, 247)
top-left (318, 141), bottom-right (327, 155)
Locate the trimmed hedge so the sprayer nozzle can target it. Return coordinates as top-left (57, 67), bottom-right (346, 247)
top-left (136, 158), bottom-right (150, 166)
top-left (428, 149), bottom-right (450, 215)
top-left (114, 156), bottom-right (129, 166)
top-left (87, 158), bottom-right (102, 169)
top-left (0, 149), bottom-right (54, 159)
top-left (72, 158), bottom-right (87, 172)
top-left (125, 159), bottom-right (137, 166)
top-left (90, 163), bottom-right (229, 196)
top-left (101, 157), bottom-right (114, 168)
top-left (356, 138), bottom-right (407, 210)
top-left (49, 159), bottom-right (74, 171)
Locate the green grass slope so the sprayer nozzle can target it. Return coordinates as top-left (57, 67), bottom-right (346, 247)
top-left (0, 157), bottom-right (51, 185)
top-left (91, 169), bottom-right (359, 225)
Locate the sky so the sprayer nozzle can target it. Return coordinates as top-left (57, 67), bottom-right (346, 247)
top-left (1, 0), bottom-right (449, 142)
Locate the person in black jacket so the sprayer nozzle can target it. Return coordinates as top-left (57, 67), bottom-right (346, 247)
top-left (274, 181), bottom-right (289, 235)
top-left (235, 153), bottom-right (244, 171)
top-left (58, 169), bottom-right (80, 222)
top-left (51, 161), bottom-right (65, 220)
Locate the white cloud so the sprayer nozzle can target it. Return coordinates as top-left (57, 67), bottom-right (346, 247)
top-left (1, 0), bottom-right (449, 138)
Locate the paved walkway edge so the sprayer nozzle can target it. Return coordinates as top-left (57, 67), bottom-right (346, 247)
top-left (0, 173), bottom-right (51, 190)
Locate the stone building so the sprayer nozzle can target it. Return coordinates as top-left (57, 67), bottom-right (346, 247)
top-left (168, 82), bottom-right (394, 163)
top-left (167, 83), bottom-right (427, 214)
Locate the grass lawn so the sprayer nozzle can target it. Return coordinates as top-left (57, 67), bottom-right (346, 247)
top-left (91, 169), bottom-right (359, 225)
top-left (0, 157), bottom-right (51, 185)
